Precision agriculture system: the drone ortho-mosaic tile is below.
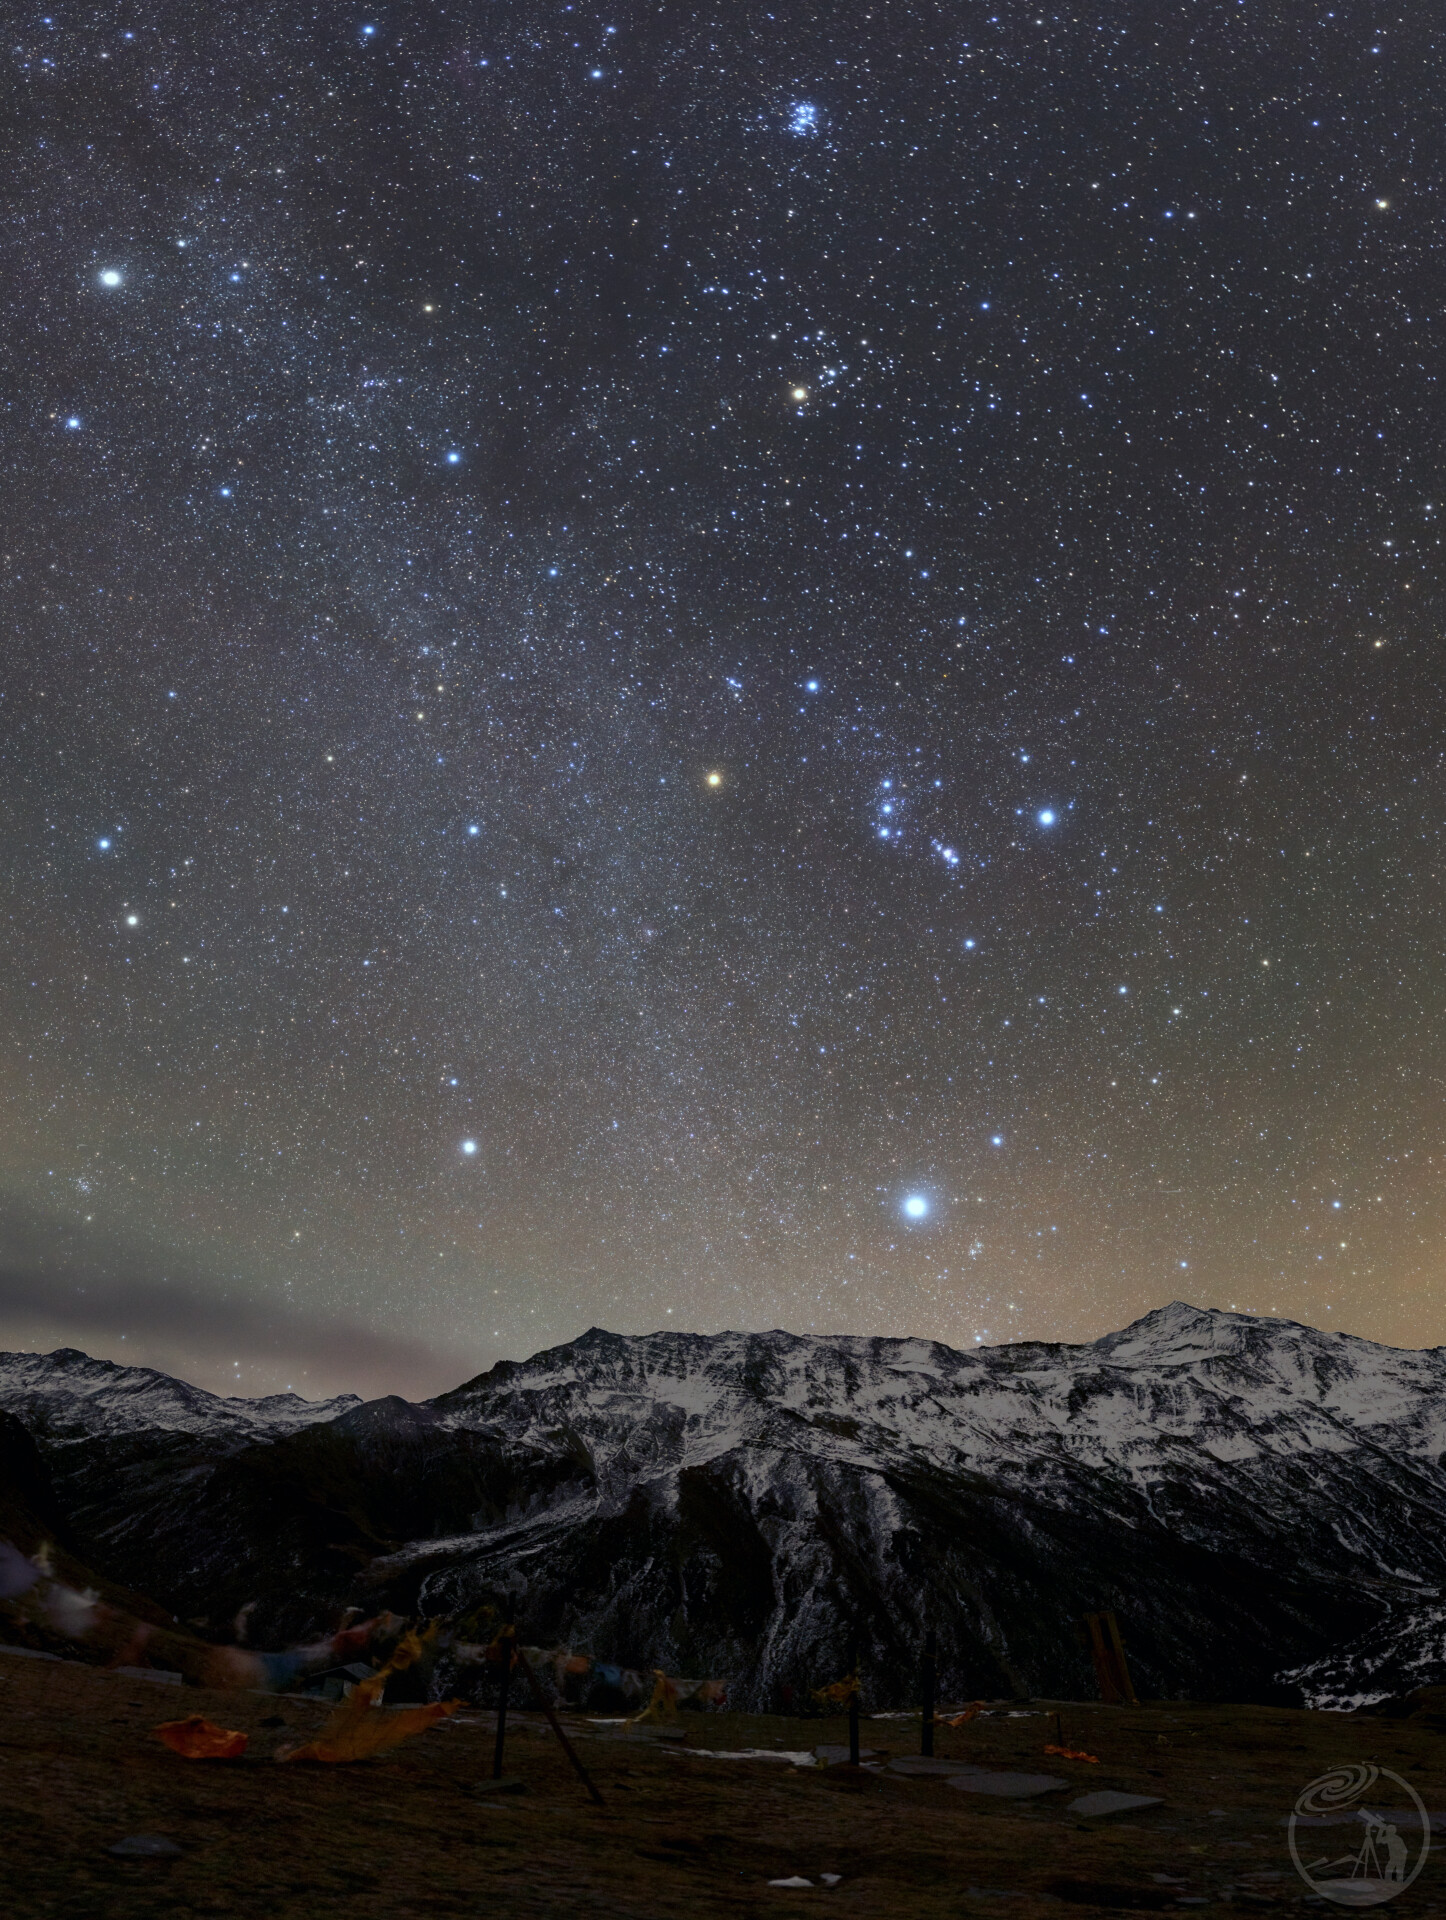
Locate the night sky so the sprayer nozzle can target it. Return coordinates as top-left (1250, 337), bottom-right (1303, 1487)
top-left (3, 2), bottom-right (1443, 1399)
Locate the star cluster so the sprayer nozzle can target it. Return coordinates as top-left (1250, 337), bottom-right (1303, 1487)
top-left (1, 2), bottom-right (1442, 1394)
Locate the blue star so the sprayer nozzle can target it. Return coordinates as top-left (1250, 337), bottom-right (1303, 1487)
top-left (1037, 808), bottom-right (1056, 827)
top-left (460, 1139), bottom-right (478, 1157)
top-left (902, 1193), bottom-right (929, 1220)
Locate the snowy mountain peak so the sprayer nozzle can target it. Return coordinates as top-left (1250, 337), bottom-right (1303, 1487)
top-left (1096, 1300), bottom-right (1276, 1364)
top-left (0, 1346), bottom-right (360, 1442)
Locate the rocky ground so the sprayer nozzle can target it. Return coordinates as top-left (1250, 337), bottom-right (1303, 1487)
top-left (3, 1649), bottom-right (1444, 1919)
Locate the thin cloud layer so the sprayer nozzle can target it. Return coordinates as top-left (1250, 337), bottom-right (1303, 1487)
top-left (0, 1201), bottom-right (478, 1399)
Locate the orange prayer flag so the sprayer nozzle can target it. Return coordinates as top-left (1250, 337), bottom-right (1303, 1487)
top-left (811, 1672), bottom-right (861, 1708)
top-left (280, 1699), bottom-right (457, 1763)
top-left (942, 1701), bottom-right (985, 1727)
top-left (154, 1716), bottom-right (249, 1760)
top-left (626, 1669), bottom-right (679, 1726)
top-left (278, 1665), bottom-right (458, 1763)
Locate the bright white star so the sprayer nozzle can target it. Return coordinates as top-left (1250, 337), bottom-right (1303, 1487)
top-left (903, 1194), bottom-right (929, 1220)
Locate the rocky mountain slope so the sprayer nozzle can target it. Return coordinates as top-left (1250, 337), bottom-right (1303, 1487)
top-left (3, 1305), bottom-right (1444, 1707)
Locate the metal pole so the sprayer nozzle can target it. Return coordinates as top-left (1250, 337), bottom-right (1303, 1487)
top-left (847, 1630), bottom-right (860, 1767)
top-left (920, 1628), bottom-right (936, 1757)
top-left (514, 1644), bottom-right (605, 1807)
top-left (492, 1624), bottom-right (513, 1779)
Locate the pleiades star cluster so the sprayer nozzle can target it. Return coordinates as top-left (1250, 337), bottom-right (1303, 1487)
top-left (2, 2), bottom-right (1442, 1396)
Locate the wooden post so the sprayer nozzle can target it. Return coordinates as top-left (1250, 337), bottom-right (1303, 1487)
top-left (1085, 1611), bottom-right (1117, 1701)
top-left (514, 1644), bottom-right (605, 1807)
top-left (847, 1630), bottom-right (861, 1767)
top-left (492, 1622), bottom-right (513, 1780)
top-left (920, 1628), bottom-right (936, 1757)
top-left (1103, 1609), bottom-right (1139, 1706)
top-left (1085, 1610), bottom-right (1138, 1706)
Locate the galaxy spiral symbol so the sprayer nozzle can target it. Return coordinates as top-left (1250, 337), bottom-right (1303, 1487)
top-left (1287, 1764), bottom-right (1429, 1906)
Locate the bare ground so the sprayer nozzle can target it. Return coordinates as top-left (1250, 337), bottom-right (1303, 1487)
top-left (2, 1648), bottom-right (1443, 1919)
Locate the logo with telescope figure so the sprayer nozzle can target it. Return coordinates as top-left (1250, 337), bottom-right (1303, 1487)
top-left (1288, 1764), bottom-right (1429, 1905)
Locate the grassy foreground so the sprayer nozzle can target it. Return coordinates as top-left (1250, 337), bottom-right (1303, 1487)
top-left (2, 1649), bottom-right (1443, 1918)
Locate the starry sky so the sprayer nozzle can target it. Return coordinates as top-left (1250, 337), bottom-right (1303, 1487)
top-left (3, 1), bottom-right (1443, 1399)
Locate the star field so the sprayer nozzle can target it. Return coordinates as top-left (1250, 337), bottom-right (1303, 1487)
top-left (1, 2), bottom-right (1443, 1395)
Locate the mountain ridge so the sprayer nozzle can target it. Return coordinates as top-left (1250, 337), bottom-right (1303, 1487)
top-left (0, 1344), bottom-right (361, 1441)
top-left (2, 1304), bottom-right (1442, 1709)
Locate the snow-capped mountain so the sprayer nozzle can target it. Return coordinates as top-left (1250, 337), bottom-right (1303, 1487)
top-left (0, 1346), bottom-right (359, 1442)
top-left (3, 1305), bottom-right (1443, 1707)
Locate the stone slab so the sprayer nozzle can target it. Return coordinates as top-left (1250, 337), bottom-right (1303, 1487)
top-left (1068, 1791), bottom-right (1165, 1819)
top-left (948, 1771), bottom-right (1068, 1799)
